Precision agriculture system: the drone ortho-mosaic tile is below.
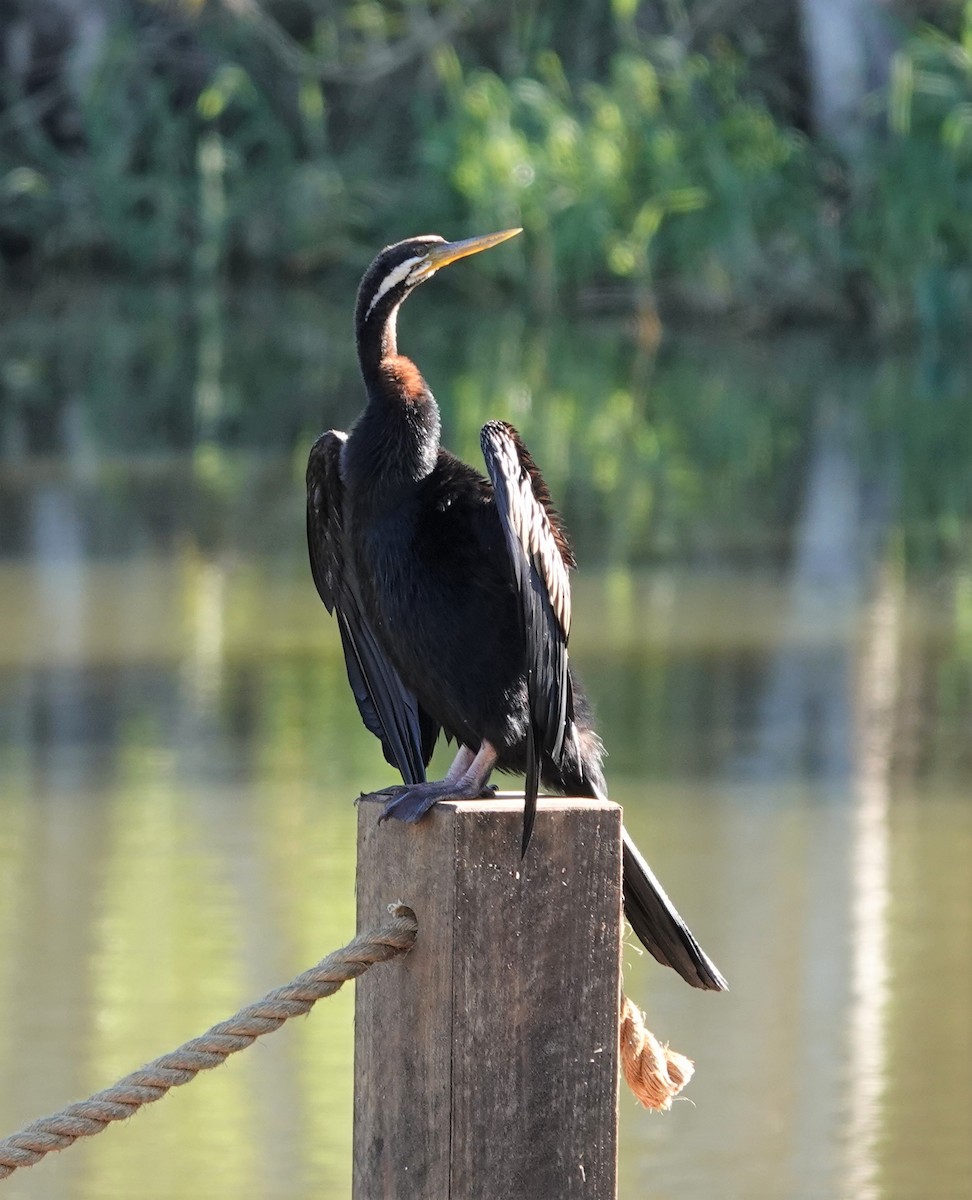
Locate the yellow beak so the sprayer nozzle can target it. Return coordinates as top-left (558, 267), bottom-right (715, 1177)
top-left (417, 228), bottom-right (522, 277)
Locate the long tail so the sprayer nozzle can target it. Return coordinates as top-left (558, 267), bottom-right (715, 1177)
top-left (622, 826), bottom-right (728, 992)
top-left (556, 723), bottom-right (726, 990)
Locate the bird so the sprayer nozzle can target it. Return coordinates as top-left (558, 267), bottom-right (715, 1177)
top-left (306, 229), bottom-right (727, 992)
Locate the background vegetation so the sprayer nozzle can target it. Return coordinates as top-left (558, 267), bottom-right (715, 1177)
top-left (2, 0), bottom-right (972, 335)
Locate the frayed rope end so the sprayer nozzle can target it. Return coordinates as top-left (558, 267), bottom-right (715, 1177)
top-left (620, 993), bottom-right (695, 1111)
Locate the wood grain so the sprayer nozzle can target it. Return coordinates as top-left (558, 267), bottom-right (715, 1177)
top-left (353, 797), bottom-right (622, 1200)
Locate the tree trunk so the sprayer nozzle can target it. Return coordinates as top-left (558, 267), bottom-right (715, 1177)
top-left (797, 0), bottom-right (898, 156)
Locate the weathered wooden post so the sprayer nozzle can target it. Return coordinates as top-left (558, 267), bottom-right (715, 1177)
top-left (354, 797), bottom-right (623, 1200)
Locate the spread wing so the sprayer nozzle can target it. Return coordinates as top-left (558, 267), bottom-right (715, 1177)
top-left (306, 430), bottom-right (438, 784)
top-left (480, 420), bottom-right (575, 855)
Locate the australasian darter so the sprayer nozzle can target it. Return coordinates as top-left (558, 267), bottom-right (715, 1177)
top-left (306, 229), bottom-right (726, 991)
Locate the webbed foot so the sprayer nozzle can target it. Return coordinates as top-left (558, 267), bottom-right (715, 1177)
top-left (361, 741), bottom-right (500, 826)
top-left (379, 778), bottom-right (497, 824)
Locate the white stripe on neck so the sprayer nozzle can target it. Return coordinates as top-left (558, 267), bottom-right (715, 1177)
top-left (364, 257), bottom-right (422, 322)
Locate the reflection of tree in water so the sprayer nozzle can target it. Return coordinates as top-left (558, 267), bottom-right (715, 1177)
top-left (748, 400), bottom-right (879, 779)
top-left (733, 381), bottom-right (895, 1198)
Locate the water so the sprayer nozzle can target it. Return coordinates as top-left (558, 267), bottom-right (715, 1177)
top-left (0, 283), bottom-right (970, 1199)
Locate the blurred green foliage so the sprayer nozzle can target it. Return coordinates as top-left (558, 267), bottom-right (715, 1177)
top-left (428, 43), bottom-right (813, 309)
top-left (845, 7), bottom-right (972, 335)
top-left (1, 1), bottom-right (972, 333)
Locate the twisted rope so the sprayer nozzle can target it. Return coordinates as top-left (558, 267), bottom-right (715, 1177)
top-left (620, 993), bottom-right (695, 1110)
top-left (0, 904), bottom-right (690, 1180)
top-left (0, 906), bottom-right (418, 1181)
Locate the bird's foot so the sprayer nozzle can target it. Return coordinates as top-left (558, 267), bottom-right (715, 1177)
top-left (377, 779), bottom-right (497, 825)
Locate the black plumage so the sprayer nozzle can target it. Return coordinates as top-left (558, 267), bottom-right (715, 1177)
top-left (306, 230), bottom-right (727, 992)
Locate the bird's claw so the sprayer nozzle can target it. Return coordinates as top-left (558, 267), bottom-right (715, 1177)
top-left (358, 784), bottom-right (408, 805)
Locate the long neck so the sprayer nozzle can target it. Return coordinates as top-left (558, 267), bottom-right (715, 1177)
top-left (347, 303), bottom-right (441, 500)
top-left (355, 300), bottom-right (400, 386)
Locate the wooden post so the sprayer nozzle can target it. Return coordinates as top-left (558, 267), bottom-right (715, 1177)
top-left (353, 797), bottom-right (622, 1200)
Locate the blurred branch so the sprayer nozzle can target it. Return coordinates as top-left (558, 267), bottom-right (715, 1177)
top-left (226, 0), bottom-right (485, 84)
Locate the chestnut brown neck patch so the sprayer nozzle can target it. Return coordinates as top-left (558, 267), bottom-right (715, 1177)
top-left (380, 355), bottom-right (428, 402)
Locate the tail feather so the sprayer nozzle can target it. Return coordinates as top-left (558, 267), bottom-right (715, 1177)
top-left (622, 827), bottom-right (728, 992)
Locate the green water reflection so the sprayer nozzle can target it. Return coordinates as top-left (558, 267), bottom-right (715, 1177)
top-left (0, 285), bottom-right (970, 1199)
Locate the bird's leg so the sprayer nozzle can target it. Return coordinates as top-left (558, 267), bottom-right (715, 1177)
top-left (443, 745), bottom-right (476, 783)
top-left (359, 745), bottom-right (476, 805)
top-left (379, 741), bottom-right (498, 824)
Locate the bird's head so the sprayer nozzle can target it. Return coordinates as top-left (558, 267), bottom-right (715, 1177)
top-left (355, 228), bottom-right (521, 348)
